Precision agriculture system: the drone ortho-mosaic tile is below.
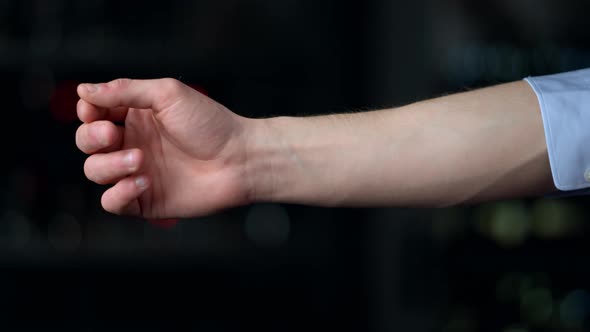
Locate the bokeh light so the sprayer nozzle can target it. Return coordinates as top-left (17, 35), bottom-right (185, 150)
top-left (143, 217), bottom-right (184, 252)
top-left (531, 199), bottom-right (581, 239)
top-left (559, 289), bottom-right (590, 328)
top-left (520, 287), bottom-right (553, 326)
top-left (476, 201), bottom-right (530, 248)
top-left (148, 219), bottom-right (180, 229)
top-left (50, 80), bottom-right (80, 123)
top-left (496, 272), bottom-right (552, 305)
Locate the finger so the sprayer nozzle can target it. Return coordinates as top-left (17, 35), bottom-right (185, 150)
top-left (84, 149), bottom-right (143, 185)
top-left (77, 99), bottom-right (129, 123)
top-left (101, 175), bottom-right (150, 216)
top-left (75, 121), bottom-right (124, 154)
top-left (76, 98), bottom-right (105, 122)
top-left (77, 78), bottom-right (187, 110)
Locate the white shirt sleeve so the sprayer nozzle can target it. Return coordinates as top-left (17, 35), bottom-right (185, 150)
top-left (524, 68), bottom-right (590, 193)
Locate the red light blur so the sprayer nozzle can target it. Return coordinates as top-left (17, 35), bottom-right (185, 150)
top-left (50, 80), bottom-right (80, 123)
top-left (148, 219), bottom-right (179, 229)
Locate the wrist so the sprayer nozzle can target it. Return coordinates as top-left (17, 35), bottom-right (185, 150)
top-left (240, 116), bottom-right (296, 205)
top-left (241, 116), bottom-right (282, 204)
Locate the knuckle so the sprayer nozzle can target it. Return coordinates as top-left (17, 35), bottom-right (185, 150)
top-left (157, 78), bottom-right (186, 108)
top-left (160, 78), bottom-right (183, 95)
top-left (108, 78), bottom-right (132, 90)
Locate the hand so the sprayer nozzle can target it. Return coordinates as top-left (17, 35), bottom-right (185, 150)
top-left (75, 78), bottom-right (253, 218)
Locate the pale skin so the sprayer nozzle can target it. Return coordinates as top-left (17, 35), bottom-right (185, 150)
top-left (75, 78), bottom-right (557, 219)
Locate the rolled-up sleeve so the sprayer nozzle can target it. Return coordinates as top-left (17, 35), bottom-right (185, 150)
top-left (525, 68), bottom-right (590, 193)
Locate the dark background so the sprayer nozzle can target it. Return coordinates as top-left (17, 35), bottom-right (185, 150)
top-left (2, 0), bottom-right (590, 331)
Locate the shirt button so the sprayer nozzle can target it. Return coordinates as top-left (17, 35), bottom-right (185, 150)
top-left (585, 169), bottom-right (590, 182)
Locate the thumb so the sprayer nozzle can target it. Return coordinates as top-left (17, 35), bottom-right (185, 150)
top-left (77, 78), bottom-right (187, 110)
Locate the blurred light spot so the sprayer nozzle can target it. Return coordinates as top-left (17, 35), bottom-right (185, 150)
top-left (47, 213), bottom-right (82, 253)
top-left (143, 219), bottom-right (184, 252)
top-left (497, 272), bottom-right (551, 305)
top-left (491, 202), bottom-right (530, 248)
top-left (188, 84), bottom-right (208, 96)
top-left (521, 288), bottom-right (553, 325)
top-left (0, 210), bottom-right (32, 250)
top-left (50, 80), bottom-right (80, 123)
top-left (244, 204), bottom-right (290, 248)
top-left (531, 199), bottom-right (581, 239)
top-left (148, 219), bottom-right (179, 229)
top-left (477, 202), bottom-right (530, 248)
top-left (520, 273), bottom-right (553, 301)
top-left (560, 289), bottom-right (590, 328)
top-left (20, 65), bottom-right (55, 110)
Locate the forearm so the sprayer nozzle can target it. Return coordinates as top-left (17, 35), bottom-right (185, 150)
top-left (243, 80), bottom-right (556, 208)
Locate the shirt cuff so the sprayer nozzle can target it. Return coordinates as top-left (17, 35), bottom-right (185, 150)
top-left (524, 67), bottom-right (590, 192)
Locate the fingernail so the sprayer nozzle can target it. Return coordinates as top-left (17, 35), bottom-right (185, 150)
top-left (135, 176), bottom-right (149, 190)
top-left (124, 151), bottom-right (136, 170)
top-left (84, 84), bottom-right (98, 93)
